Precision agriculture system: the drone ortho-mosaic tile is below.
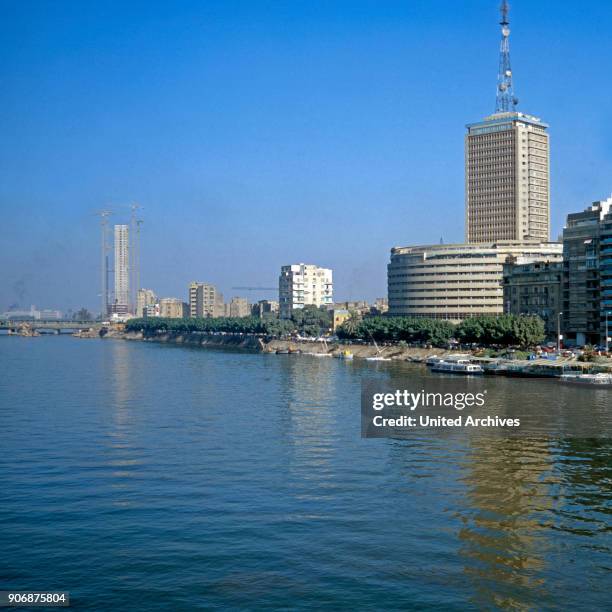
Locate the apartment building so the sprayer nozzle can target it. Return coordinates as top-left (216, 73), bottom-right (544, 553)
top-left (228, 297), bottom-right (250, 318)
top-left (562, 196), bottom-right (612, 346)
top-left (279, 264), bottom-right (333, 319)
top-left (502, 260), bottom-right (563, 338)
top-left (159, 298), bottom-right (188, 319)
top-left (251, 300), bottom-right (279, 318)
top-left (189, 282), bottom-right (224, 318)
top-left (136, 288), bottom-right (157, 318)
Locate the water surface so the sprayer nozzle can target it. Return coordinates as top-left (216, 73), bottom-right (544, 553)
top-left (1, 337), bottom-right (610, 610)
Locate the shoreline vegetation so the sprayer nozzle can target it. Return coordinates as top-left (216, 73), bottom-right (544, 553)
top-left (124, 310), bottom-right (548, 347)
top-left (122, 313), bottom-right (612, 372)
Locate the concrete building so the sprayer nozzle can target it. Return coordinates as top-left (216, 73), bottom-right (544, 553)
top-left (502, 260), bottom-right (563, 338)
top-left (112, 224), bottom-right (130, 315)
top-left (601, 206), bottom-right (612, 347)
top-left (279, 264), bottom-right (333, 319)
top-left (562, 196), bottom-right (612, 346)
top-left (143, 303), bottom-right (160, 318)
top-left (387, 241), bottom-right (562, 320)
top-left (159, 298), bottom-right (188, 319)
top-left (39, 309), bottom-right (63, 320)
top-left (332, 309), bottom-right (351, 332)
top-left (465, 112), bottom-right (550, 243)
top-left (189, 282), bottom-right (224, 318)
top-left (251, 300), bottom-right (279, 318)
top-left (1, 306), bottom-right (53, 321)
top-left (228, 297), bottom-right (250, 318)
top-left (136, 288), bottom-right (157, 318)
top-left (332, 301), bottom-right (370, 316)
top-left (373, 298), bottom-right (389, 315)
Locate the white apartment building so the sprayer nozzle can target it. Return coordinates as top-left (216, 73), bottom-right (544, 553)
top-left (465, 111), bottom-right (550, 243)
top-left (279, 264), bottom-right (333, 319)
top-left (113, 224), bottom-right (130, 314)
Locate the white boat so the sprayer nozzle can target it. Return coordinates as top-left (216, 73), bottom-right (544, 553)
top-left (366, 334), bottom-right (390, 361)
top-left (431, 359), bottom-right (484, 375)
top-left (559, 372), bottom-right (612, 386)
top-left (426, 354), bottom-right (471, 367)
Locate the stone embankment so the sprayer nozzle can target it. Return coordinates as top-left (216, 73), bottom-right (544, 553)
top-left (124, 331), bottom-right (264, 351)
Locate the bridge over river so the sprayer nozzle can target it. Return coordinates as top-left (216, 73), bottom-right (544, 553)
top-left (0, 320), bottom-right (102, 334)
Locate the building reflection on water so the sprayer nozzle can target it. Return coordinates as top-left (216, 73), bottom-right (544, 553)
top-left (456, 437), bottom-right (553, 610)
top-left (103, 340), bottom-right (141, 497)
top-left (274, 356), bottom-right (338, 477)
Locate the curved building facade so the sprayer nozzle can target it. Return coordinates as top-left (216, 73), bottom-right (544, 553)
top-left (388, 241), bottom-right (562, 321)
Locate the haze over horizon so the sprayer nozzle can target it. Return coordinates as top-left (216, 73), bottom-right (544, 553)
top-left (1, 0), bottom-right (611, 313)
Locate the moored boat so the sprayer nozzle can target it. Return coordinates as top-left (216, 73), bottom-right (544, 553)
top-left (559, 372), bottom-right (612, 386)
top-left (431, 359), bottom-right (484, 375)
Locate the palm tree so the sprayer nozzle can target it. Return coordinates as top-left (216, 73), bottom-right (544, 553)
top-left (342, 311), bottom-right (362, 337)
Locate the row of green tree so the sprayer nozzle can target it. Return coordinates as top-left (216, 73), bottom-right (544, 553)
top-left (126, 310), bottom-right (545, 347)
top-left (125, 305), bottom-right (332, 337)
top-left (337, 314), bottom-right (545, 347)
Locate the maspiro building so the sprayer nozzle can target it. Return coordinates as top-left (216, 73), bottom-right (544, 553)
top-left (387, 241), bottom-right (562, 321)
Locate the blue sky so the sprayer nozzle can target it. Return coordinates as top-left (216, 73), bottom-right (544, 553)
top-left (1, 0), bottom-right (611, 312)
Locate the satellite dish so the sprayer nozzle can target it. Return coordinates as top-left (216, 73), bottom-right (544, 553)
top-left (505, 70), bottom-right (512, 77)
top-left (499, 83), bottom-right (507, 91)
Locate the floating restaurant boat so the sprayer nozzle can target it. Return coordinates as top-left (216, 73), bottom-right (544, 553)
top-left (559, 372), bottom-right (612, 386)
top-left (491, 363), bottom-right (567, 378)
top-left (431, 359), bottom-right (484, 375)
top-left (426, 354), bottom-right (471, 367)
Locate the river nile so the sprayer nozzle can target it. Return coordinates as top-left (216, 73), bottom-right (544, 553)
top-left (1, 336), bottom-right (610, 610)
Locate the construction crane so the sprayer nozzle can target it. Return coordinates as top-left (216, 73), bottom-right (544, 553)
top-left (231, 286), bottom-right (277, 291)
top-left (95, 210), bottom-right (112, 318)
top-left (129, 203), bottom-right (143, 311)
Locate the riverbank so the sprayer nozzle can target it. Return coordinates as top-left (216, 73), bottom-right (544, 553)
top-left (124, 330), bottom-right (264, 351)
top-left (120, 331), bottom-right (612, 374)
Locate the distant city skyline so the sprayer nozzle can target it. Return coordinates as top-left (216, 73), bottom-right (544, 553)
top-left (1, 0), bottom-right (611, 312)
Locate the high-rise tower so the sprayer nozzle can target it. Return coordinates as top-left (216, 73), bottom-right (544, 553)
top-left (113, 224), bottom-right (130, 315)
top-left (465, 1), bottom-right (550, 243)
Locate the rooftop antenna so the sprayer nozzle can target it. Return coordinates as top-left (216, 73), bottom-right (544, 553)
top-left (495, 0), bottom-right (518, 113)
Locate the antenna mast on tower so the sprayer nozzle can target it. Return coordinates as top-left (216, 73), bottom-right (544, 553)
top-left (495, 0), bottom-right (518, 113)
